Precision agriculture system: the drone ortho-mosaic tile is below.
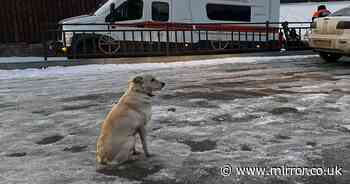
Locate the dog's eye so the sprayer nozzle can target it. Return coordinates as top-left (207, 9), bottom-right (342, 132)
top-left (151, 78), bottom-right (155, 82)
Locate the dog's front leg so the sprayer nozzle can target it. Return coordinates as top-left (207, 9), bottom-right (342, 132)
top-left (139, 125), bottom-right (151, 157)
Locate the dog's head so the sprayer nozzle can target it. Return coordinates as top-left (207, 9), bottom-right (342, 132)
top-left (129, 75), bottom-right (165, 97)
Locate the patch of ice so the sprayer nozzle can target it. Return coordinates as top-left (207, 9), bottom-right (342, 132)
top-left (152, 105), bottom-right (219, 123)
top-left (166, 126), bottom-right (214, 136)
top-left (253, 116), bottom-right (285, 126)
top-left (150, 139), bottom-right (192, 158)
top-left (296, 94), bottom-right (330, 107)
top-left (336, 95), bottom-right (350, 105)
top-left (341, 125), bottom-right (350, 131)
top-left (145, 168), bottom-right (176, 181)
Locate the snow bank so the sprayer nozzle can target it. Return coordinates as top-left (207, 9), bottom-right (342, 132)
top-left (0, 55), bottom-right (316, 80)
top-left (0, 57), bottom-right (67, 63)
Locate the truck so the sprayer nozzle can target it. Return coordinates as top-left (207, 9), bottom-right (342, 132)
top-left (58, 0), bottom-right (280, 56)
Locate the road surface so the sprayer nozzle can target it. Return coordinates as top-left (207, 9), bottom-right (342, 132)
top-left (1, 54), bottom-right (350, 184)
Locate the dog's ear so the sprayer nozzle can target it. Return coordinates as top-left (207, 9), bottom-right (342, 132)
top-left (132, 76), bottom-right (143, 84)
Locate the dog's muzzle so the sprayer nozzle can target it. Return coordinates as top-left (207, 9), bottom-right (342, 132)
top-left (161, 82), bottom-right (165, 88)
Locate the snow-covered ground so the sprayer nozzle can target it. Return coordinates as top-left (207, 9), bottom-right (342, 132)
top-left (0, 55), bottom-right (312, 80)
top-left (0, 57), bottom-right (67, 63)
top-left (1, 2), bottom-right (350, 184)
top-left (1, 55), bottom-right (350, 184)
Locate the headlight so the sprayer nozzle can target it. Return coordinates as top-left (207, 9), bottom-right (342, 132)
top-left (337, 21), bottom-right (350, 29)
top-left (64, 32), bottom-right (74, 46)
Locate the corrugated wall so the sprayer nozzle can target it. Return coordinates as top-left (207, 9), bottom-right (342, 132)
top-left (0, 0), bottom-right (104, 43)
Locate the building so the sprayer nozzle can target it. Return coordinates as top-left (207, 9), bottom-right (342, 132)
top-left (0, 0), bottom-right (105, 44)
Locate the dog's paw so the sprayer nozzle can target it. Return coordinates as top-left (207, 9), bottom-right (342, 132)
top-left (132, 150), bottom-right (142, 155)
top-left (130, 154), bottom-right (141, 161)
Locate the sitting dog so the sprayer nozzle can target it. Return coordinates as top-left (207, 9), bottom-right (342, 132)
top-left (96, 75), bottom-right (165, 165)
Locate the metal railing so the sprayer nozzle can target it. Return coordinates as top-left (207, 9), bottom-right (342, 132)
top-left (43, 21), bottom-right (312, 59)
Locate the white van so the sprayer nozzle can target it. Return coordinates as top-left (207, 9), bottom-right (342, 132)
top-left (59, 0), bottom-right (280, 55)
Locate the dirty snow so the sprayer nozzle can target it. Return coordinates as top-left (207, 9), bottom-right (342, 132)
top-left (1, 1), bottom-right (350, 184)
top-left (0, 55), bottom-right (314, 80)
top-left (1, 54), bottom-right (350, 184)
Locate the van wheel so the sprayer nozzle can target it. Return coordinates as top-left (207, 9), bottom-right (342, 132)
top-left (98, 35), bottom-right (121, 55)
top-left (71, 35), bottom-right (98, 58)
top-left (319, 52), bottom-right (342, 63)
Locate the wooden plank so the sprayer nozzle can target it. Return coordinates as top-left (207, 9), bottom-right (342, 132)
top-left (80, 0), bottom-right (86, 14)
top-left (0, 0), bottom-right (6, 42)
top-left (28, 0), bottom-right (36, 43)
top-left (19, 0), bottom-right (26, 42)
top-left (42, 0), bottom-right (49, 29)
top-left (44, 0), bottom-right (52, 42)
top-left (5, 0), bottom-right (12, 42)
top-left (10, 0), bottom-right (19, 42)
top-left (60, 0), bottom-right (65, 22)
top-left (4, 0), bottom-right (12, 42)
top-left (31, 0), bottom-right (39, 43)
top-left (56, 0), bottom-right (61, 22)
top-left (81, 0), bottom-right (87, 14)
top-left (69, 0), bottom-right (75, 18)
top-left (39, 0), bottom-right (46, 43)
top-left (59, 0), bottom-right (65, 21)
top-left (21, 0), bottom-right (29, 43)
top-left (91, 0), bottom-right (98, 13)
top-left (40, 0), bottom-right (49, 42)
top-left (37, 0), bottom-right (43, 42)
top-left (49, 0), bottom-right (56, 24)
top-left (50, 0), bottom-right (57, 41)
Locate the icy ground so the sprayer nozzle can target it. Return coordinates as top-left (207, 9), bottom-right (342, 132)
top-left (0, 57), bottom-right (67, 64)
top-left (1, 55), bottom-right (350, 184)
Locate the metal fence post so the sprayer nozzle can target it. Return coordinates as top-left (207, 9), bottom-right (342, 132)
top-left (42, 22), bottom-right (48, 61)
top-left (166, 25), bottom-right (169, 56)
top-left (265, 21), bottom-right (270, 48)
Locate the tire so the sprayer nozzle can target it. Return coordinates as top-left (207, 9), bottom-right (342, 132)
top-left (97, 35), bottom-right (121, 56)
top-left (70, 34), bottom-right (100, 58)
top-left (319, 52), bottom-right (342, 63)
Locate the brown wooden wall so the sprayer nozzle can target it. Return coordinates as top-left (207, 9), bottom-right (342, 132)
top-left (0, 0), bottom-right (105, 44)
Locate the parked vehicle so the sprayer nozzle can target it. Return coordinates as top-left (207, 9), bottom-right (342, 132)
top-left (308, 6), bottom-right (350, 62)
top-left (57, 0), bottom-right (280, 56)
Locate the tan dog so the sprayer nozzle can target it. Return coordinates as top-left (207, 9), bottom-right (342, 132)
top-left (96, 75), bottom-right (165, 165)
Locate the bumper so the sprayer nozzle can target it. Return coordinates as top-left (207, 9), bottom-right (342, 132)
top-left (308, 34), bottom-right (350, 55)
top-left (48, 41), bottom-right (71, 55)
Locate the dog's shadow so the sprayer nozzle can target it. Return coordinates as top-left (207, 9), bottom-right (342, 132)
top-left (96, 155), bottom-right (163, 181)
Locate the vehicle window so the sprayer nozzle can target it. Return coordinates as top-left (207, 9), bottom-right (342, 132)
top-left (106, 0), bottom-right (143, 22)
top-left (94, 0), bottom-right (112, 16)
top-left (152, 2), bottom-right (169, 21)
top-left (331, 7), bottom-right (350, 17)
top-left (206, 4), bottom-right (251, 22)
